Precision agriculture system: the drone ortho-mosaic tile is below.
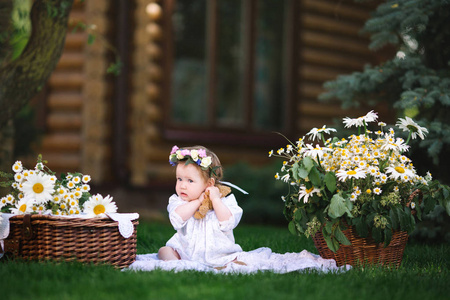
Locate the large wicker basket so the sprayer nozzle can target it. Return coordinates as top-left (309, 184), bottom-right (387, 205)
top-left (313, 225), bottom-right (408, 268)
top-left (2, 214), bottom-right (138, 268)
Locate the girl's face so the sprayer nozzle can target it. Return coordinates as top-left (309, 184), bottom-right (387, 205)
top-left (175, 163), bottom-right (212, 202)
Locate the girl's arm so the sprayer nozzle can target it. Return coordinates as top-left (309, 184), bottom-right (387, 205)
top-left (208, 186), bottom-right (232, 222)
top-left (174, 198), bottom-right (202, 221)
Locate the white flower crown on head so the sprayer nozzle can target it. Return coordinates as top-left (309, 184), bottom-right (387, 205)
top-left (169, 146), bottom-right (219, 174)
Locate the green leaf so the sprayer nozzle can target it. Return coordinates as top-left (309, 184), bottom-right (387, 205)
top-left (324, 221), bottom-right (333, 234)
top-left (443, 200), bottom-right (450, 216)
top-left (288, 221), bottom-right (297, 235)
top-left (384, 228), bottom-right (392, 247)
top-left (328, 194), bottom-right (353, 219)
top-left (324, 172), bottom-right (336, 193)
top-left (397, 207), bottom-right (407, 230)
top-left (424, 194), bottom-right (436, 214)
top-left (297, 166), bottom-right (309, 179)
top-left (389, 208), bottom-right (399, 230)
top-left (334, 226), bottom-right (351, 246)
top-left (295, 222), bottom-right (305, 234)
top-left (323, 230), bottom-right (338, 253)
top-left (302, 156), bottom-right (315, 171)
top-left (291, 163), bottom-right (300, 181)
top-left (372, 227), bottom-right (382, 243)
top-left (308, 167), bottom-right (322, 187)
top-left (87, 33), bottom-right (96, 45)
top-left (294, 209), bottom-right (303, 222)
top-left (354, 217), bottom-right (368, 238)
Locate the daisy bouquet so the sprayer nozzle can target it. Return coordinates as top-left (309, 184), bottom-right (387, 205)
top-left (0, 155), bottom-right (117, 218)
top-left (270, 111), bottom-right (450, 252)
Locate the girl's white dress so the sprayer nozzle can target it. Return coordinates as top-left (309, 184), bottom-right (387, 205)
top-left (126, 193), bottom-right (350, 273)
top-left (165, 193), bottom-right (244, 267)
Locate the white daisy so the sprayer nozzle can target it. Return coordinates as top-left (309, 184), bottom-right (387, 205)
top-left (380, 135), bottom-right (409, 153)
top-left (281, 174), bottom-right (290, 183)
top-left (343, 110), bottom-right (378, 128)
top-left (6, 194), bottom-right (15, 204)
top-left (12, 161), bottom-right (23, 173)
top-left (0, 197), bottom-right (7, 208)
top-left (336, 167), bottom-right (367, 182)
top-left (14, 173), bottom-right (24, 182)
top-left (83, 194), bottom-right (117, 217)
top-left (81, 184), bottom-right (90, 192)
top-left (10, 196), bottom-right (35, 215)
top-left (373, 187), bottom-right (382, 195)
top-left (306, 125), bottom-right (337, 141)
top-left (385, 166), bottom-right (414, 181)
top-left (82, 175), bottom-right (91, 183)
top-left (67, 181), bottom-right (76, 189)
top-left (298, 185), bottom-right (321, 204)
top-left (396, 116), bottom-right (428, 140)
top-left (302, 144), bottom-right (332, 161)
top-left (22, 173), bottom-right (55, 205)
top-left (72, 176), bottom-right (81, 184)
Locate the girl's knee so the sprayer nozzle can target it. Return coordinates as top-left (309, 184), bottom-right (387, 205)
top-left (158, 246), bottom-right (180, 261)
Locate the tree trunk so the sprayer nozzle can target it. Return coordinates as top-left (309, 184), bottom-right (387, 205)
top-left (0, 0), bottom-right (74, 128)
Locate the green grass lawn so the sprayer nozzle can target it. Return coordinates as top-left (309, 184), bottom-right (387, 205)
top-left (1, 222), bottom-right (449, 300)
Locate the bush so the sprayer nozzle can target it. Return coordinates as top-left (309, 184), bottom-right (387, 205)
top-left (224, 161), bottom-right (288, 226)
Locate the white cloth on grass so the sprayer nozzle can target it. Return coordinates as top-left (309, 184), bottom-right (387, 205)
top-left (124, 194), bottom-right (349, 273)
top-left (125, 247), bottom-right (349, 274)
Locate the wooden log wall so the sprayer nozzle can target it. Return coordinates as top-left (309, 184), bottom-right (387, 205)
top-left (130, 0), bottom-right (167, 186)
top-left (25, 0), bottom-right (114, 183)
top-left (297, 0), bottom-right (380, 131)
top-left (37, 0), bottom-right (86, 173)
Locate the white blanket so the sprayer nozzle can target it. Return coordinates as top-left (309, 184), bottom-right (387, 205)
top-left (125, 247), bottom-right (350, 274)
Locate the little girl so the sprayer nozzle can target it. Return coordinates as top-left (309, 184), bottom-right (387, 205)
top-left (157, 145), bottom-right (244, 267)
top-left (128, 145), bottom-right (346, 273)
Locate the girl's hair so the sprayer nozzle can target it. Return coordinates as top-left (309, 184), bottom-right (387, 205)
top-left (177, 146), bottom-right (223, 184)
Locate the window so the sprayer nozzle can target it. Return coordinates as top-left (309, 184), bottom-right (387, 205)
top-left (164, 0), bottom-right (297, 145)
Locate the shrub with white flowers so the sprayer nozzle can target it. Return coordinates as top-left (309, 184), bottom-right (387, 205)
top-left (270, 111), bottom-right (450, 252)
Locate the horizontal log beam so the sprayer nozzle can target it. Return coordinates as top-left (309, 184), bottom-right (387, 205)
top-left (47, 92), bottom-right (83, 110)
top-left (46, 112), bottom-right (82, 130)
top-left (41, 133), bottom-right (81, 151)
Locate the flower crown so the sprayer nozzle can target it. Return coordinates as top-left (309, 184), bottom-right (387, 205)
top-left (169, 146), bottom-right (221, 178)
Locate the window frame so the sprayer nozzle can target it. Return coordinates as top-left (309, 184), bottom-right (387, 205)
top-left (161, 0), bottom-right (298, 146)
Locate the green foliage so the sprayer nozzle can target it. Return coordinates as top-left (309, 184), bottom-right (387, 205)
top-left (223, 162), bottom-right (288, 225)
top-left (7, 0), bottom-right (32, 61)
top-left (320, 0), bottom-right (450, 172)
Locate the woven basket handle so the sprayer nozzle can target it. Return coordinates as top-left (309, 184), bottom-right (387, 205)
top-left (406, 189), bottom-right (423, 214)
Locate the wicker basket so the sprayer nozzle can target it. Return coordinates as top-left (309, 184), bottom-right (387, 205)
top-left (2, 214), bottom-right (138, 268)
top-left (313, 225), bottom-right (408, 268)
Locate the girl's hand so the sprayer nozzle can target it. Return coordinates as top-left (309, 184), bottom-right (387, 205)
top-left (207, 186), bottom-right (232, 222)
top-left (206, 186), bottom-right (221, 202)
top-left (196, 192), bottom-right (206, 203)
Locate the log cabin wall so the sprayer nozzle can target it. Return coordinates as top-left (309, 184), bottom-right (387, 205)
top-left (31, 0), bottom-right (87, 174)
top-left (297, 0), bottom-right (379, 130)
top-left (25, 0), bottom-right (115, 182)
top-left (29, 0), bottom-right (383, 187)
